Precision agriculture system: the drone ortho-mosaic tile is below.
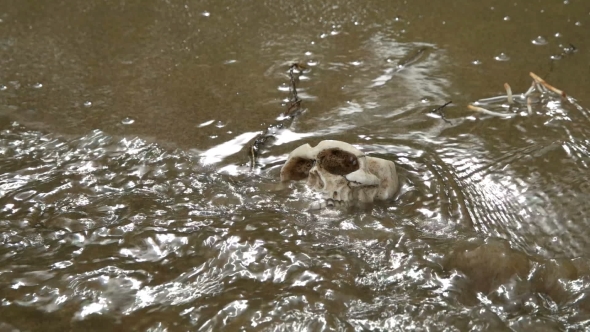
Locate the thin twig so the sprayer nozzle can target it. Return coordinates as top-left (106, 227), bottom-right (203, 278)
top-left (504, 83), bottom-right (513, 104)
top-left (397, 47), bottom-right (428, 69)
top-left (284, 63), bottom-right (305, 117)
top-left (430, 101), bottom-right (453, 124)
top-left (249, 141), bottom-right (258, 169)
top-left (530, 72), bottom-right (566, 98)
top-left (284, 99), bottom-right (302, 117)
top-left (248, 63), bottom-right (307, 170)
top-left (468, 104), bottom-right (514, 118)
top-left (523, 81), bottom-right (536, 98)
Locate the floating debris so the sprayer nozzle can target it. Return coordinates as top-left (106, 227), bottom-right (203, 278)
top-left (468, 72), bottom-right (568, 118)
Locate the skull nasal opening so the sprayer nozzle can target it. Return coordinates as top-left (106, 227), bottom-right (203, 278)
top-left (316, 148), bottom-right (360, 176)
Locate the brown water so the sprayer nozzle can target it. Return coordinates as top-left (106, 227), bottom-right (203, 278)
top-left (1, 0), bottom-right (590, 331)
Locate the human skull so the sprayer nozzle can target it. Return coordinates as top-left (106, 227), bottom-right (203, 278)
top-left (280, 140), bottom-right (399, 209)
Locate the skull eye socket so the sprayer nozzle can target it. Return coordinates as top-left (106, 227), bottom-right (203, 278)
top-left (281, 157), bottom-right (314, 181)
top-left (316, 148), bottom-right (360, 176)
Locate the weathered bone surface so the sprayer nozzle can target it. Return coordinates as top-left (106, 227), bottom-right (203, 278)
top-left (280, 140), bottom-right (399, 209)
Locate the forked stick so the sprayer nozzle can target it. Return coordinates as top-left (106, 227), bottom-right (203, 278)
top-left (523, 81), bottom-right (536, 97)
top-left (530, 72), bottom-right (566, 98)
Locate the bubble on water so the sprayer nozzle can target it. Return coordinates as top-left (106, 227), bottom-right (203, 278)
top-left (32, 82), bottom-right (43, 89)
top-left (472, 60), bottom-right (482, 65)
top-left (202, 11), bottom-right (210, 17)
top-left (320, 33), bottom-right (328, 39)
top-left (215, 121), bottom-right (225, 128)
top-left (350, 61), bottom-right (362, 66)
top-left (420, 97), bottom-right (433, 103)
top-left (532, 36), bottom-right (548, 45)
top-left (504, 16), bottom-right (511, 21)
top-left (494, 53), bottom-right (510, 61)
top-left (575, 21), bottom-right (582, 26)
top-left (0, 85), bottom-right (6, 91)
top-left (299, 75), bottom-right (310, 81)
top-left (550, 54), bottom-right (563, 60)
top-left (563, 0), bottom-right (569, 4)
top-left (304, 51), bottom-right (312, 56)
top-left (330, 30), bottom-right (340, 36)
top-left (121, 117), bottom-right (135, 125)
top-left (83, 101), bottom-right (92, 107)
top-left (306, 60), bottom-right (318, 66)
top-left (555, 32), bottom-right (562, 38)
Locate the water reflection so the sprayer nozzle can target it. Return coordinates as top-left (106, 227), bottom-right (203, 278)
top-left (2, 86), bottom-right (590, 328)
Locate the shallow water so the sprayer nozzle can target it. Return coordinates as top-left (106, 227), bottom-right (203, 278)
top-left (1, 0), bottom-right (590, 331)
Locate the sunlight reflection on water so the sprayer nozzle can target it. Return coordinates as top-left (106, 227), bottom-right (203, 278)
top-left (1, 0), bottom-right (590, 330)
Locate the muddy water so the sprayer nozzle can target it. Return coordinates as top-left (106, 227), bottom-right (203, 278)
top-left (1, 0), bottom-right (590, 330)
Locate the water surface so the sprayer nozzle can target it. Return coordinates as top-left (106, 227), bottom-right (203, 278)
top-left (1, 0), bottom-right (590, 330)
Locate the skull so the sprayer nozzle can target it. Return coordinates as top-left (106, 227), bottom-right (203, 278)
top-left (280, 140), bottom-right (399, 209)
